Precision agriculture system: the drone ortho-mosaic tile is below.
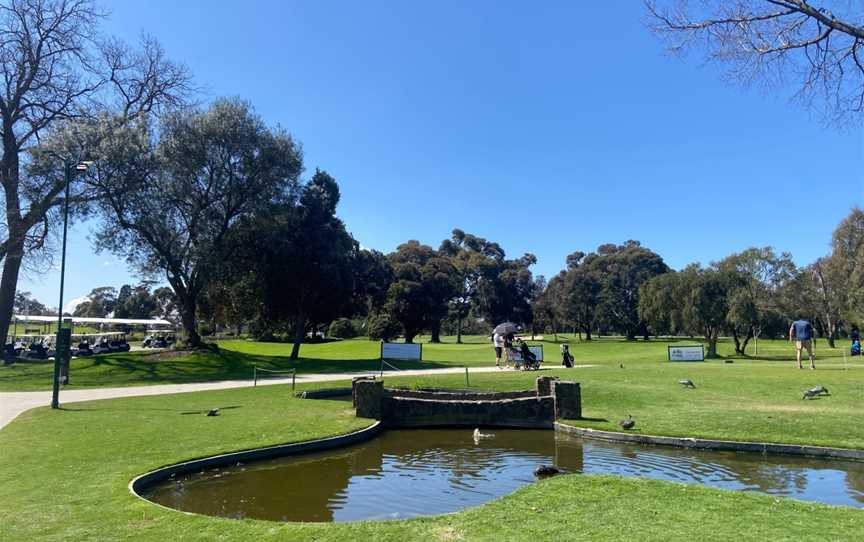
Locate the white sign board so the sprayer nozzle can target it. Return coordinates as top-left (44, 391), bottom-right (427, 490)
top-left (381, 342), bottom-right (422, 361)
top-left (668, 346), bottom-right (704, 362)
top-left (509, 345), bottom-right (544, 362)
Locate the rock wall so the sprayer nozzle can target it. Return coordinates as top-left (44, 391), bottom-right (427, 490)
top-left (381, 396), bottom-right (556, 428)
top-left (552, 381), bottom-right (582, 419)
top-left (353, 376), bottom-right (582, 427)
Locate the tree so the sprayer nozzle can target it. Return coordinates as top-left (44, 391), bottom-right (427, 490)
top-left (559, 252), bottom-right (602, 340)
top-left (0, 0), bottom-right (191, 345)
top-left (639, 271), bottom-right (685, 336)
top-left (831, 207), bottom-right (864, 319)
top-left (643, 266), bottom-right (730, 357)
top-left (716, 247), bottom-right (796, 354)
top-left (72, 286), bottom-right (116, 317)
top-left (684, 268), bottom-right (732, 358)
top-left (116, 284), bottom-right (159, 319)
top-left (646, 1), bottom-right (864, 126)
top-left (13, 291), bottom-right (49, 315)
top-left (591, 241), bottom-right (669, 340)
top-left (91, 99), bottom-right (302, 347)
top-left (350, 249), bottom-right (393, 323)
top-left (225, 170), bottom-right (357, 359)
top-left (151, 286), bottom-right (178, 323)
top-left (385, 241), bottom-right (456, 344)
top-left (439, 229), bottom-right (505, 343)
top-left (474, 252), bottom-right (536, 328)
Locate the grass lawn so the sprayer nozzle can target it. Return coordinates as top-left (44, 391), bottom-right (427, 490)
top-left (0, 335), bottom-right (855, 391)
top-left (1, 377), bottom-right (862, 541)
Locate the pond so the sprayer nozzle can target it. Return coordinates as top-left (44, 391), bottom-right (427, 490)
top-left (142, 428), bottom-right (864, 522)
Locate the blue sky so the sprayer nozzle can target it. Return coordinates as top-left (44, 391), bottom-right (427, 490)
top-left (18, 0), bottom-right (864, 310)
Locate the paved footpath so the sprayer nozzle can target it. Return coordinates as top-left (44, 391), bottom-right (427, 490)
top-left (0, 365), bottom-right (592, 430)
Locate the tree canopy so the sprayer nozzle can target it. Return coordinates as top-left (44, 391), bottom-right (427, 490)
top-left (90, 99), bottom-right (302, 346)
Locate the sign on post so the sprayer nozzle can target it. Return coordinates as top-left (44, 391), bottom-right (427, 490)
top-left (381, 342), bottom-right (422, 361)
top-left (56, 319), bottom-right (73, 384)
top-left (668, 345), bottom-right (705, 362)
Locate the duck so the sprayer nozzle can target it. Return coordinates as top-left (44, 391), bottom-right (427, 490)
top-left (679, 379), bottom-right (696, 389)
top-left (619, 415), bottom-right (635, 430)
top-left (473, 428), bottom-right (494, 440)
top-left (206, 408), bottom-right (220, 417)
top-left (533, 465), bottom-right (560, 477)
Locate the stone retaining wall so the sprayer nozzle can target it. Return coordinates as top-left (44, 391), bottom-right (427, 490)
top-left (382, 396), bottom-right (556, 428)
top-left (385, 389), bottom-right (537, 401)
top-left (353, 376), bottom-right (581, 428)
top-left (555, 423), bottom-right (864, 461)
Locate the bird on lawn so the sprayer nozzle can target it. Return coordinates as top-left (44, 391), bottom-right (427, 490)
top-left (619, 415), bottom-right (635, 430)
top-left (206, 408), bottom-right (220, 417)
top-left (619, 363), bottom-right (625, 369)
top-left (802, 386), bottom-right (829, 400)
top-left (679, 379), bottom-right (696, 389)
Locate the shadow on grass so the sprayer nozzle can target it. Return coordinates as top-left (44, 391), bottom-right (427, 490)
top-left (0, 349), bottom-right (460, 390)
top-left (58, 404), bottom-right (245, 414)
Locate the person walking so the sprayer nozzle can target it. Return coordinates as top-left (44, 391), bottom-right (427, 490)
top-left (789, 317), bottom-right (816, 370)
top-left (503, 333), bottom-right (515, 369)
top-left (492, 332), bottom-right (505, 369)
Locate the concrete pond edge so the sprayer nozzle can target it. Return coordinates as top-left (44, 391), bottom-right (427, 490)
top-left (554, 423), bottom-right (864, 461)
top-left (129, 421), bottom-right (384, 499)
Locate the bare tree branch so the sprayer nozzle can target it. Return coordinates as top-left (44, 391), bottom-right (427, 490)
top-left (645, 0), bottom-right (864, 126)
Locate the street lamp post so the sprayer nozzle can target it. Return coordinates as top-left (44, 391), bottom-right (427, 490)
top-left (51, 159), bottom-right (92, 409)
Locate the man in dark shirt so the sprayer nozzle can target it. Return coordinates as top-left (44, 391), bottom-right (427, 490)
top-left (789, 318), bottom-right (815, 369)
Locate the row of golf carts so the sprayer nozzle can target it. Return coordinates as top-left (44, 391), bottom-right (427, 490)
top-left (3, 329), bottom-right (176, 362)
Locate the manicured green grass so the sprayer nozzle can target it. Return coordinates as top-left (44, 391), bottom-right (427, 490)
top-left (1, 378), bottom-right (861, 542)
top-left (0, 335), bottom-right (853, 391)
top-left (376, 362), bottom-right (864, 450)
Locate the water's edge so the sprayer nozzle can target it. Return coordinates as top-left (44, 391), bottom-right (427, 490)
top-left (129, 422), bottom-right (384, 503)
top-left (130, 419), bottom-right (864, 513)
top-left (555, 423), bottom-right (864, 461)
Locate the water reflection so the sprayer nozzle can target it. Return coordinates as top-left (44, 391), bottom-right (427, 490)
top-left (143, 428), bottom-right (864, 522)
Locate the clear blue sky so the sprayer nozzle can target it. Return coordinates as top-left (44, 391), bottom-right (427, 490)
top-left (18, 0), bottom-right (864, 310)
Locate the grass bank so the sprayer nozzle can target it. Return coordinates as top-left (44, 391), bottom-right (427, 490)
top-left (1, 377), bottom-right (861, 541)
top-left (0, 335), bottom-right (854, 391)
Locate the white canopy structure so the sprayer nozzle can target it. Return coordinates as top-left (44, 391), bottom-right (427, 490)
top-left (12, 315), bottom-right (172, 326)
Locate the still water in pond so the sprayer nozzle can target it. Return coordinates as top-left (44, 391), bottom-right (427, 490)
top-left (143, 428), bottom-right (864, 522)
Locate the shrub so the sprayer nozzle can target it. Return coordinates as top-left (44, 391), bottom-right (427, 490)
top-left (367, 313), bottom-right (401, 341)
top-left (328, 318), bottom-right (357, 339)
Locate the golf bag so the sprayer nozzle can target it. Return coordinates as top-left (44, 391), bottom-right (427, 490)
top-left (852, 339), bottom-right (861, 357)
top-left (561, 344), bottom-right (574, 368)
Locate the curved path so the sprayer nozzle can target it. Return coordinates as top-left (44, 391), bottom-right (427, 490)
top-left (0, 365), bottom-right (593, 430)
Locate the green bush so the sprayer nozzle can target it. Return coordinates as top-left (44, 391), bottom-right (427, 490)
top-left (367, 313), bottom-right (401, 341)
top-left (328, 318), bottom-right (357, 339)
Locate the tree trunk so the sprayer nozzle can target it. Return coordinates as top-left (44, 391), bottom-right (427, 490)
top-left (0, 241), bottom-right (24, 345)
top-left (582, 326), bottom-right (592, 341)
top-left (732, 328), bottom-right (744, 355)
top-left (180, 297), bottom-right (201, 348)
top-left (705, 328), bottom-right (719, 358)
top-left (456, 315), bottom-right (463, 344)
top-left (430, 320), bottom-right (441, 343)
top-left (290, 313), bottom-right (305, 360)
